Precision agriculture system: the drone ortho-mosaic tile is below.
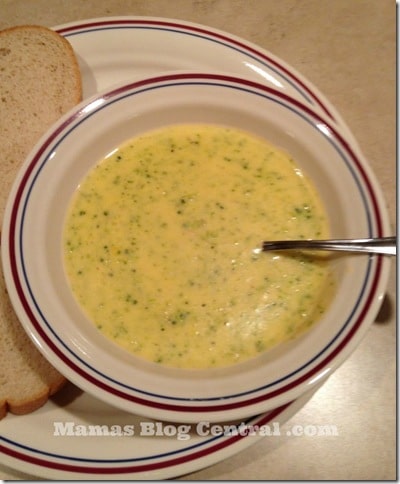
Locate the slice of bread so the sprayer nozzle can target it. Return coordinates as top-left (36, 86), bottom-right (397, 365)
top-left (0, 25), bottom-right (82, 419)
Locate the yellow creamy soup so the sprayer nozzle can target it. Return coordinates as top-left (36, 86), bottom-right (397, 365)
top-left (64, 124), bottom-right (334, 369)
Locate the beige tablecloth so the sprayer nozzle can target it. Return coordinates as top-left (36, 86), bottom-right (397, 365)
top-left (0, 0), bottom-right (396, 480)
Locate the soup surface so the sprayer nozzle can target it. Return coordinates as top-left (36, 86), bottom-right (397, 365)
top-left (64, 124), bottom-right (334, 369)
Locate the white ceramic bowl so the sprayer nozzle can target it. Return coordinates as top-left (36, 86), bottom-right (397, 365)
top-left (1, 73), bottom-right (391, 423)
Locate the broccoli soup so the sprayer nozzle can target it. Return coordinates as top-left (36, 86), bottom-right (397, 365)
top-left (63, 124), bottom-right (335, 369)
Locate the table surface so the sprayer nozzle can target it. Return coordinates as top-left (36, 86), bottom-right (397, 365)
top-left (0, 0), bottom-right (396, 480)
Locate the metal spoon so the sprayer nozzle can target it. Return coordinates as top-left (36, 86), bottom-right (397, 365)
top-left (261, 236), bottom-right (396, 256)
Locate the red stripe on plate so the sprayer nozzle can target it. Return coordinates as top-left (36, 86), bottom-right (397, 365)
top-left (56, 18), bottom-right (334, 119)
top-left (0, 403), bottom-right (292, 474)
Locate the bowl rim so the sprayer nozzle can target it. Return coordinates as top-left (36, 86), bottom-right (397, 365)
top-left (1, 72), bottom-right (391, 422)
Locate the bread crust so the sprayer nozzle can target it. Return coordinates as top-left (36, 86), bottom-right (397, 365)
top-left (5, 377), bottom-right (67, 416)
top-left (0, 25), bottom-right (82, 420)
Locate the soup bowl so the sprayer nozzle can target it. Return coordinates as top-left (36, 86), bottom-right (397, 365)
top-left (1, 72), bottom-right (391, 422)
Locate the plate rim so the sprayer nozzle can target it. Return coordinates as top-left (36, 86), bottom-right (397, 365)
top-left (53, 14), bottom-right (357, 139)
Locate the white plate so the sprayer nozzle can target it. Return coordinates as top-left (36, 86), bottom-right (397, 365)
top-left (0, 382), bottom-right (320, 480)
top-left (0, 16), bottom-right (382, 480)
top-left (55, 16), bottom-right (357, 145)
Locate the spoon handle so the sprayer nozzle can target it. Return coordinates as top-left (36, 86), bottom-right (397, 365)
top-left (261, 236), bottom-right (396, 256)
